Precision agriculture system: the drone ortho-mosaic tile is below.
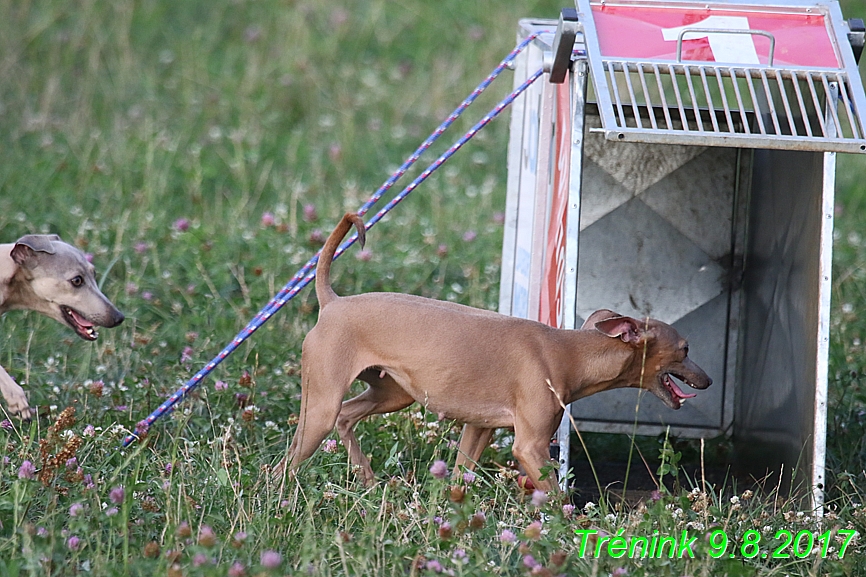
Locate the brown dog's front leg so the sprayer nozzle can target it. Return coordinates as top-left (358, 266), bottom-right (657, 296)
top-left (453, 424), bottom-right (493, 477)
top-left (512, 415), bottom-right (561, 493)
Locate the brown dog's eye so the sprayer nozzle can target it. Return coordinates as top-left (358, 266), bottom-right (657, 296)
top-left (683, 345), bottom-right (689, 356)
top-left (71, 276), bottom-right (84, 287)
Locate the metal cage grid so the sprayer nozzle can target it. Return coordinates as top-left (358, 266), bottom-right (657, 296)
top-left (578, 0), bottom-right (866, 153)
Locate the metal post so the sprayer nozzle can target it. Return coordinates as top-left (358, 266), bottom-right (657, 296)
top-left (558, 59), bottom-right (589, 490)
top-left (812, 81), bottom-right (838, 512)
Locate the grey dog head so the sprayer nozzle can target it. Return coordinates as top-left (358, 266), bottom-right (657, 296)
top-left (10, 234), bottom-right (124, 340)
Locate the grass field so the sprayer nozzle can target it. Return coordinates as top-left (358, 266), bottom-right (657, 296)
top-left (2, 0), bottom-right (866, 575)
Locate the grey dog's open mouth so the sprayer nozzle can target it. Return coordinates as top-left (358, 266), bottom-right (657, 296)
top-left (662, 373), bottom-right (698, 408)
top-left (61, 306), bottom-right (98, 341)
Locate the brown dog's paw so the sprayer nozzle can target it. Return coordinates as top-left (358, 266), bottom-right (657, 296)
top-left (516, 474), bottom-right (536, 493)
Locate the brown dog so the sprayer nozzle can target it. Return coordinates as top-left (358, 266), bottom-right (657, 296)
top-left (275, 214), bottom-right (711, 491)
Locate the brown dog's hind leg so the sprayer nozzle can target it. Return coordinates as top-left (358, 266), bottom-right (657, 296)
top-left (277, 396), bottom-right (342, 478)
top-left (454, 425), bottom-right (493, 476)
top-left (275, 354), bottom-right (357, 479)
top-left (336, 371), bottom-right (414, 485)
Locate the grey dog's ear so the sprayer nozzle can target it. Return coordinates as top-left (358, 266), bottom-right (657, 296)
top-left (11, 234), bottom-right (60, 269)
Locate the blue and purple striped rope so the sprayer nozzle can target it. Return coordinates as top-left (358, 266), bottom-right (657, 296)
top-left (122, 41), bottom-right (546, 448)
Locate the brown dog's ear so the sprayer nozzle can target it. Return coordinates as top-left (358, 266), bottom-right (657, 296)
top-left (11, 235), bottom-right (60, 269)
top-left (594, 316), bottom-right (643, 343)
top-left (581, 309), bottom-right (621, 330)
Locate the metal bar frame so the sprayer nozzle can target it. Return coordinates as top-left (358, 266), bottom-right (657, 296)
top-left (557, 60), bottom-right (590, 490)
top-left (811, 81), bottom-right (837, 512)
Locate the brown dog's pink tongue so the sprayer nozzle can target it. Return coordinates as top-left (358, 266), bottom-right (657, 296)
top-left (669, 377), bottom-right (697, 399)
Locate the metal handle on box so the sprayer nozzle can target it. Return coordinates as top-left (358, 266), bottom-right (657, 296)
top-left (676, 28), bottom-right (776, 66)
top-left (548, 7), bottom-right (580, 83)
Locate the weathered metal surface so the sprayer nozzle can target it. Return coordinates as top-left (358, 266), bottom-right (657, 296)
top-left (734, 147), bottom-right (833, 509)
top-left (569, 112), bottom-right (738, 434)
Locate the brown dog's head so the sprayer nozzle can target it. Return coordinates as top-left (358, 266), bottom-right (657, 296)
top-left (584, 309), bottom-right (712, 409)
top-left (10, 235), bottom-right (125, 341)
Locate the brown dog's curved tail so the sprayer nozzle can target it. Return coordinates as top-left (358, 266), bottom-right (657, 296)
top-left (316, 212), bottom-right (366, 308)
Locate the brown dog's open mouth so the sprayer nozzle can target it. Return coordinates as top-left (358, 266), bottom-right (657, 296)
top-left (662, 373), bottom-right (697, 408)
top-left (61, 306), bottom-right (98, 341)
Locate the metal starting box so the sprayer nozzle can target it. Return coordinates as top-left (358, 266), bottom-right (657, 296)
top-left (499, 0), bottom-right (866, 507)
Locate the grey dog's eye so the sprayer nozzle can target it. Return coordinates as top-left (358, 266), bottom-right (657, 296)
top-left (71, 276), bottom-right (84, 287)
